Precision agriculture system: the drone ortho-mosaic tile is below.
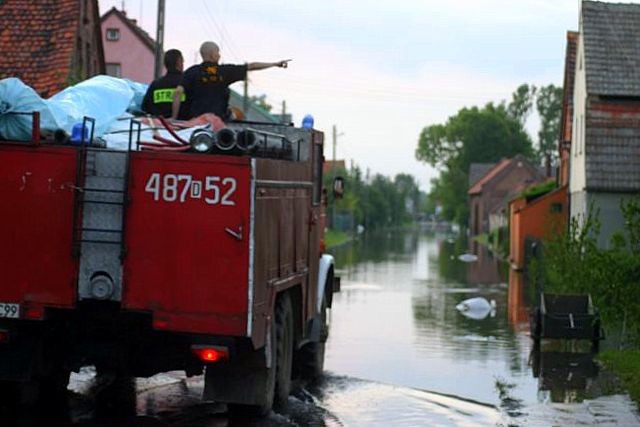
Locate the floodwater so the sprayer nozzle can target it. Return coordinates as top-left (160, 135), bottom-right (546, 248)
top-left (3, 230), bottom-right (639, 426)
top-left (323, 230), bottom-right (640, 426)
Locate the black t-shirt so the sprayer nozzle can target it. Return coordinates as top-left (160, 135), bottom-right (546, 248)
top-left (141, 71), bottom-right (190, 119)
top-left (180, 62), bottom-right (247, 120)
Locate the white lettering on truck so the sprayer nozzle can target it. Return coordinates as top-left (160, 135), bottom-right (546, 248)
top-left (145, 173), bottom-right (236, 205)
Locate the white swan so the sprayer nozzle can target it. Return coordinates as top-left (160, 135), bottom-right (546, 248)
top-left (455, 297), bottom-right (497, 320)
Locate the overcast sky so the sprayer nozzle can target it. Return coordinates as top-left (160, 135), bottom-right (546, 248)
top-left (99, 0), bottom-right (633, 190)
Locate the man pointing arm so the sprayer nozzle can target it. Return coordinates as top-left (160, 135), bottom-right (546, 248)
top-left (171, 41), bottom-right (289, 121)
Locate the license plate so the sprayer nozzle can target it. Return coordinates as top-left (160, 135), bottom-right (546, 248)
top-left (0, 303), bottom-right (20, 319)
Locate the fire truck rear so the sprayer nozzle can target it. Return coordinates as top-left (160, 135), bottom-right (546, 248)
top-left (0, 115), bottom-right (340, 413)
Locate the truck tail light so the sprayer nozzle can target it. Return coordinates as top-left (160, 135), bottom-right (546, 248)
top-left (24, 306), bottom-right (44, 320)
top-left (191, 345), bottom-right (229, 363)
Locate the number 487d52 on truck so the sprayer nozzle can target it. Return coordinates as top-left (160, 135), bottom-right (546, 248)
top-left (0, 114), bottom-right (342, 414)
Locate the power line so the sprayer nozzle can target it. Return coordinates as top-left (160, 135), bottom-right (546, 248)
top-left (200, 0), bottom-right (243, 62)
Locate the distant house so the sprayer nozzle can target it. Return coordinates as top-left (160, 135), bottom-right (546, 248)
top-left (469, 163), bottom-right (496, 188)
top-left (101, 7), bottom-right (156, 83)
top-left (468, 155), bottom-right (545, 240)
top-left (570, 1), bottom-right (640, 248)
top-left (508, 31), bottom-right (577, 271)
top-left (0, 0), bottom-right (105, 97)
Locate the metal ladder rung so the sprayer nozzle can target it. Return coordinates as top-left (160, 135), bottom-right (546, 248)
top-left (83, 188), bottom-right (125, 194)
top-left (80, 239), bottom-right (121, 245)
top-left (83, 200), bottom-right (125, 206)
top-left (81, 228), bottom-right (123, 234)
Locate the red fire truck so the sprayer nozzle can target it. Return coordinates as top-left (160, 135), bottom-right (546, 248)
top-left (0, 114), bottom-right (341, 414)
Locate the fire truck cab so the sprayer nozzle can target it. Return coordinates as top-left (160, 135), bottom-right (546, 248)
top-left (0, 115), bottom-right (339, 414)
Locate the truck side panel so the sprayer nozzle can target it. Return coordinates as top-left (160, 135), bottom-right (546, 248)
top-left (251, 157), bottom-right (317, 348)
top-left (0, 145), bottom-right (78, 311)
top-left (123, 152), bottom-right (251, 336)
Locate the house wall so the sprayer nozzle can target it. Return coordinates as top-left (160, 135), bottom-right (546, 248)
top-left (590, 192), bottom-right (635, 249)
top-left (72, 0), bottom-right (105, 80)
top-left (509, 187), bottom-right (567, 270)
top-left (571, 189), bottom-right (588, 231)
top-left (570, 32), bottom-right (587, 202)
top-left (101, 14), bottom-right (154, 83)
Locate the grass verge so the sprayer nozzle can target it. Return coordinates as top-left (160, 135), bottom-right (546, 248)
top-left (598, 350), bottom-right (640, 405)
top-left (325, 229), bottom-right (351, 248)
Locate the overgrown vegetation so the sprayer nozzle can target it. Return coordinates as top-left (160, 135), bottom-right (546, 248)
top-left (532, 199), bottom-right (640, 347)
top-left (598, 350), bottom-right (640, 404)
top-left (519, 180), bottom-right (557, 201)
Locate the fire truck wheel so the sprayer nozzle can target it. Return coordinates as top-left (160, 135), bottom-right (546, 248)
top-left (296, 295), bottom-right (327, 380)
top-left (38, 369), bottom-right (71, 405)
top-left (0, 369), bottom-right (69, 407)
top-left (273, 292), bottom-right (294, 411)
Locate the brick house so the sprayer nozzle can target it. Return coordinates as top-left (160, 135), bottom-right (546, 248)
top-left (468, 155), bottom-right (545, 240)
top-left (101, 7), bottom-right (156, 83)
top-left (570, 1), bottom-right (640, 248)
top-left (0, 0), bottom-right (105, 97)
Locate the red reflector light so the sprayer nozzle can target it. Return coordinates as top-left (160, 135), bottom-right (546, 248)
top-left (153, 317), bottom-right (170, 329)
top-left (191, 345), bottom-right (229, 363)
top-left (24, 306), bottom-right (44, 320)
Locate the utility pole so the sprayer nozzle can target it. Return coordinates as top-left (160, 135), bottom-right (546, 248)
top-left (154, 0), bottom-right (166, 79)
top-left (281, 100), bottom-right (287, 124)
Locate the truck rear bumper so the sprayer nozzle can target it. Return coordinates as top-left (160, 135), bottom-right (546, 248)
top-left (0, 303), bottom-right (253, 381)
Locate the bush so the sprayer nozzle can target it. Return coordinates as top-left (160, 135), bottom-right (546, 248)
top-left (533, 199), bottom-right (640, 347)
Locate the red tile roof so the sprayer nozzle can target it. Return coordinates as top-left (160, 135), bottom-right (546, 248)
top-left (0, 0), bottom-right (80, 97)
top-left (468, 158), bottom-right (512, 195)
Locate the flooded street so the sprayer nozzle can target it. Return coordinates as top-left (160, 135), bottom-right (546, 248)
top-left (4, 230), bottom-right (639, 426)
top-left (323, 230), bottom-right (640, 426)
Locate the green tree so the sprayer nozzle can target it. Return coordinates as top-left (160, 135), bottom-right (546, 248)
top-left (324, 165), bottom-right (425, 231)
top-left (507, 83), bottom-right (537, 124)
top-left (415, 97), bottom-right (534, 226)
top-left (249, 94), bottom-right (273, 112)
top-left (535, 84), bottom-right (563, 171)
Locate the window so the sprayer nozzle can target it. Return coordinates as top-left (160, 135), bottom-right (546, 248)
top-left (106, 28), bottom-right (120, 41)
top-left (106, 63), bottom-right (122, 78)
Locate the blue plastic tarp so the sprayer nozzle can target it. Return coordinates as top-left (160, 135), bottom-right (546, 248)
top-left (0, 75), bottom-right (147, 141)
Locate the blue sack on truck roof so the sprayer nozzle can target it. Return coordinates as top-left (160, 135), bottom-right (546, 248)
top-left (0, 75), bottom-right (135, 141)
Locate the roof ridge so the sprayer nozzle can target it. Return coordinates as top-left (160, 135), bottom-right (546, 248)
top-left (101, 7), bottom-right (157, 53)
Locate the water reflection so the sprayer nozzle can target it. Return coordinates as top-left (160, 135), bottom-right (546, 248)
top-left (328, 231), bottom-right (533, 406)
top-left (507, 270), bottom-right (530, 327)
top-left (467, 245), bottom-right (503, 285)
top-left (530, 350), bottom-right (599, 404)
top-left (327, 230), bottom-right (638, 424)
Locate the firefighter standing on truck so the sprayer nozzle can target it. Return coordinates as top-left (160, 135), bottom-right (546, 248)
top-left (171, 41), bottom-right (290, 121)
top-left (142, 49), bottom-right (189, 119)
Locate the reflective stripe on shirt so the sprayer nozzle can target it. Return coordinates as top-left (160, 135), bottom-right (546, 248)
top-left (153, 88), bottom-right (186, 104)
